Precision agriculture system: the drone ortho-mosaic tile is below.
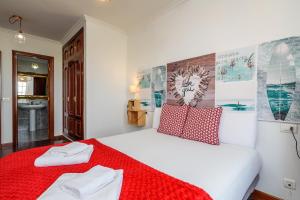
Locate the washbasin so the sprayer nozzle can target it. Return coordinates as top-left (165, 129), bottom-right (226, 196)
top-left (18, 103), bottom-right (46, 110)
top-left (18, 103), bottom-right (47, 132)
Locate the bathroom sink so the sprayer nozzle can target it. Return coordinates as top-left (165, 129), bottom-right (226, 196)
top-left (18, 103), bottom-right (46, 110)
top-left (18, 103), bottom-right (47, 132)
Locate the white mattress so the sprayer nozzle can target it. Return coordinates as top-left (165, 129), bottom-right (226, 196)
top-left (99, 129), bottom-right (261, 200)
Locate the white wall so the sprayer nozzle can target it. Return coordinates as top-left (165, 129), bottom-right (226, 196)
top-left (84, 15), bottom-right (127, 138)
top-left (126, 0), bottom-right (300, 199)
top-left (61, 15), bottom-right (128, 139)
top-left (0, 27), bottom-right (63, 143)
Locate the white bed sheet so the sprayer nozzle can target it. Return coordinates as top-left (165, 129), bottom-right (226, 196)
top-left (99, 129), bottom-right (261, 200)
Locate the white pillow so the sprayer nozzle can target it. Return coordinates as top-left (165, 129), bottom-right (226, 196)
top-left (152, 108), bottom-right (162, 129)
top-left (219, 111), bottom-right (257, 148)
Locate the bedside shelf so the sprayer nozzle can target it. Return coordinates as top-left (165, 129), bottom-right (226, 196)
top-left (127, 100), bottom-right (147, 127)
top-left (127, 110), bottom-right (146, 127)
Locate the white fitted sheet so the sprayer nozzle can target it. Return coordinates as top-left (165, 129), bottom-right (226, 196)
top-left (99, 129), bottom-right (261, 200)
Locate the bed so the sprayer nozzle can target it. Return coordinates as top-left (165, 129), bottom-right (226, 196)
top-left (0, 109), bottom-right (261, 200)
top-left (100, 128), bottom-right (261, 200)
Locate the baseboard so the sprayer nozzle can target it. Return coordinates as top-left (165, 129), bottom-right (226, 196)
top-left (251, 190), bottom-right (282, 200)
top-left (53, 135), bottom-right (65, 140)
top-left (62, 133), bottom-right (77, 142)
top-left (55, 134), bottom-right (72, 142)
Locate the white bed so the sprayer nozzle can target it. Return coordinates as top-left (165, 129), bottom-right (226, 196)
top-left (99, 128), bottom-right (261, 200)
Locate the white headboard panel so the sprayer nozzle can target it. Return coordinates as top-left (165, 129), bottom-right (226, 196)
top-left (219, 111), bottom-right (257, 148)
top-left (152, 108), bottom-right (162, 129)
top-left (153, 107), bottom-right (258, 148)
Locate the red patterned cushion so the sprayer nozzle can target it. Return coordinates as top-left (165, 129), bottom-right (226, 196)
top-left (182, 107), bottom-right (223, 145)
top-left (158, 104), bottom-right (189, 137)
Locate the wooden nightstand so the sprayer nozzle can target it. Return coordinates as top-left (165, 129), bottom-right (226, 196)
top-left (127, 100), bottom-right (147, 127)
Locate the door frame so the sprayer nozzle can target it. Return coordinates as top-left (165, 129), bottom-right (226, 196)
top-left (12, 50), bottom-right (54, 149)
top-left (0, 51), bottom-right (2, 148)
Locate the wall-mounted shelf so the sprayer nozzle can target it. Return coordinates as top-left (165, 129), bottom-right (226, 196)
top-left (127, 100), bottom-right (146, 127)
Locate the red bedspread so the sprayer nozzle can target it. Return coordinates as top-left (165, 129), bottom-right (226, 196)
top-left (0, 139), bottom-right (212, 200)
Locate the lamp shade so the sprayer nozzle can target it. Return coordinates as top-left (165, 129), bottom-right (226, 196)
top-left (15, 31), bottom-right (26, 44)
top-left (129, 85), bottom-right (137, 94)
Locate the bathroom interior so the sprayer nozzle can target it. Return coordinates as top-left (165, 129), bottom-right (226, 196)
top-left (17, 55), bottom-right (49, 145)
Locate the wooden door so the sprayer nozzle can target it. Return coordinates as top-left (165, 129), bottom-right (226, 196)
top-left (63, 65), bottom-right (68, 134)
top-left (67, 117), bottom-right (75, 137)
top-left (63, 29), bottom-right (84, 140)
top-left (75, 61), bottom-right (82, 118)
top-left (68, 62), bottom-right (75, 116)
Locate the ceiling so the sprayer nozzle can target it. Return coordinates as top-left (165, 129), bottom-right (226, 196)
top-left (0, 0), bottom-right (185, 41)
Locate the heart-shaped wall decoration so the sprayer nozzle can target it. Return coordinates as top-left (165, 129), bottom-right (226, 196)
top-left (169, 66), bottom-right (211, 107)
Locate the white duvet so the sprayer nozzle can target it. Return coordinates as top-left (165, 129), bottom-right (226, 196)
top-left (99, 128), bottom-right (261, 200)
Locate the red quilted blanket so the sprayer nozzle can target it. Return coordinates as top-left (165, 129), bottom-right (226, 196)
top-left (0, 139), bottom-right (212, 200)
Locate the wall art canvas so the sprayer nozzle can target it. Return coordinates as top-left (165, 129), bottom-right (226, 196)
top-left (215, 81), bottom-right (257, 111)
top-left (167, 53), bottom-right (215, 108)
top-left (258, 36), bottom-right (300, 123)
top-left (216, 46), bottom-right (256, 82)
top-left (216, 46), bottom-right (257, 111)
top-left (137, 69), bottom-right (152, 111)
top-left (217, 99), bottom-right (255, 111)
top-left (140, 99), bottom-right (151, 111)
top-left (137, 69), bottom-right (151, 89)
top-left (151, 66), bottom-right (167, 109)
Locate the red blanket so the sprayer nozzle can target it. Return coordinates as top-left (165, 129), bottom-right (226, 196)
top-left (0, 139), bottom-right (212, 200)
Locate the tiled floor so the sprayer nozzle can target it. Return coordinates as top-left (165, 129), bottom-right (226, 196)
top-left (18, 129), bottom-right (49, 143)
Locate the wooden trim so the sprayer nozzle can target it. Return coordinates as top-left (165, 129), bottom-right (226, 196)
top-left (62, 41), bottom-right (65, 136)
top-left (251, 190), bottom-right (282, 200)
top-left (53, 135), bottom-right (63, 140)
top-left (12, 50), bottom-right (55, 149)
top-left (62, 27), bottom-right (84, 50)
top-left (53, 135), bottom-right (66, 141)
top-left (12, 51), bottom-right (17, 149)
top-left (0, 51), bottom-right (2, 147)
top-left (48, 55), bottom-right (54, 141)
top-left (18, 95), bottom-right (48, 100)
top-left (17, 72), bottom-right (48, 77)
top-left (13, 50), bottom-right (54, 60)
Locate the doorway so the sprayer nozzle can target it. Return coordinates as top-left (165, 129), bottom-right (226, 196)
top-left (12, 51), bottom-right (54, 149)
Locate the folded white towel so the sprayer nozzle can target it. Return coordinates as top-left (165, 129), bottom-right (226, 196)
top-left (34, 145), bottom-right (93, 167)
top-left (49, 142), bottom-right (90, 157)
top-left (38, 169), bottom-right (123, 200)
top-left (62, 165), bottom-right (117, 199)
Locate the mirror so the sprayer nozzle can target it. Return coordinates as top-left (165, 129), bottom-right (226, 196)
top-left (18, 75), bottom-right (47, 96)
top-left (17, 55), bottom-right (49, 99)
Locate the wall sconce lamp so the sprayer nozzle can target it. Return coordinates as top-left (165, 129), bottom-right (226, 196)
top-left (9, 15), bottom-right (26, 44)
top-left (129, 85), bottom-right (139, 100)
